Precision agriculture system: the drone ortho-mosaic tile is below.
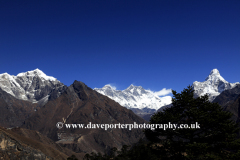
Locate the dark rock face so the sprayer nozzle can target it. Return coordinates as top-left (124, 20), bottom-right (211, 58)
top-left (213, 84), bottom-right (240, 123)
top-left (48, 84), bottom-right (67, 101)
top-left (22, 81), bottom-right (146, 154)
top-left (0, 83), bottom-right (67, 128)
top-left (213, 84), bottom-right (240, 107)
top-left (0, 88), bottom-right (37, 128)
top-left (0, 126), bottom-right (69, 160)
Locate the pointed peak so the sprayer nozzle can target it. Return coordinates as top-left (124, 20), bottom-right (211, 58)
top-left (33, 68), bottom-right (43, 73)
top-left (126, 84), bottom-right (144, 91)
top-left (27, 68), bottom-right (46, 76)
top-left (205, 69), bottom-right (226, 82)
top-left (209, 69), bottom-right (220, 76)
top-left (72, 80), bottom-right (88, 88)
top-left (126, 84), bottom-right (135, 89)
top-left (73, 80), bottom-right (80, 84)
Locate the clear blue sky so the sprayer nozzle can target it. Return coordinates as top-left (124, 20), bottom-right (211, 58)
top-left (1, 0), bottom-right (240, 94)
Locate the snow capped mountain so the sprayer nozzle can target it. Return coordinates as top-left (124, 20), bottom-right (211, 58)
top-left (16, 68), bottom-right (57, 81)
top-left (94, 84), bottom-right (172, 112)
top-left (193, 69), bottom-right (239, 101)
top-left (0, 69), bottom-right (66, 104)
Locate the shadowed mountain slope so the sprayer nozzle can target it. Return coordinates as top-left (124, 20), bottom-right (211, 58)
top-left (213, 84), bottom-right (240, 123)
top-left (0, 88), bottom-right (37, 128)
top-left (22, 80), bottom-right (146, 154)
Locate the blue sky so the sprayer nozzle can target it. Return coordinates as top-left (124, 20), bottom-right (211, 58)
top-left (1, 0), bottom-right (240, 94)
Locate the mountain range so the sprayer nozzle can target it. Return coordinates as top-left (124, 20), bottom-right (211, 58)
top-left (94, 84), bottom-right (172, 118)
top-left (0, 68), bottom-right (238, 124)
top-left (94, 68), bottom-right (239, 120)
top-left (21, 80), bottom-right (146, 153)
top-left (1, 68), bottom-right (240, 158)
top-left (0, 69), bottom-right (146, 157)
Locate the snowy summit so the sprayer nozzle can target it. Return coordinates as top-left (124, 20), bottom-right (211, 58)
top-left (94, 84), bottom-right (172, 112)
top-left (193, 69), bottom-right (239, 101)
top-left (17, 68), bottom-right (57, 81)
top-left (0, 69), bottom-right (62, 103)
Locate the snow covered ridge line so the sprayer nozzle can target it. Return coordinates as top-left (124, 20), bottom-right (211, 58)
top-left (0, 68), bottom-right (57, 81)
top-left (16, 68), bottom-right (57, 81)
top-left (95, 69), bottom-right (240, 113)
top-left (0, 68), bottom-right (63, 103)
top-left (94, 84), bottom-right (172, 111)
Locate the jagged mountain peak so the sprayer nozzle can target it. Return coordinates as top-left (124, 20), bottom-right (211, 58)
top-left (72, 80), bottom-right (90, 92)
top-left (127, 84), bottom-right (141, 88)
top-left (205, 68), bottom-right (226, 82)
top-left (123, 85), bottom-right (146, 96)
top-left (125, 84), bottom-right (143, 91)
top-left (127, 84), bottom-right (135, 88)
top-left (94, 84), bottom-right (172, 111)
top-left (16, 68), bottom-right (57, 81)
top-left (0, 69), bottom-right (66, 104)
top-left (193, 69), bottom-right (239, 101)
top-left (210, 68), bottom-right (220, 75)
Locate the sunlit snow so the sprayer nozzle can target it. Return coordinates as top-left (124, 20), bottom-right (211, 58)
top-left (94, 84), bottom-right (172, 110)
top-left (193, 69), bottom-right (239, 101)
top-left (0, 69), bottom-right (58, 103)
